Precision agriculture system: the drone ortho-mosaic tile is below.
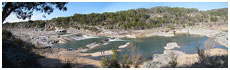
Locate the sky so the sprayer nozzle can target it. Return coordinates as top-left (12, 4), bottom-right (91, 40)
top-left (4, 2), bottom-right (228, 23)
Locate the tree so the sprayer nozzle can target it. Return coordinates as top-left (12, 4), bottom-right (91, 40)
top-left (101, 57), bottom-right (110, 68)
top-left (210, 16), bottom-right (218, 22)
top-left (122, 54), bottom-right (132, 68)
top-left (101, 49), bottom-right (120, 68)
top-left (2, 2), bottom-right (68, 23)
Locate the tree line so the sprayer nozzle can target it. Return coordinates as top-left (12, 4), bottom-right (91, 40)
top-left (3, 6), bottom-right (228, 30)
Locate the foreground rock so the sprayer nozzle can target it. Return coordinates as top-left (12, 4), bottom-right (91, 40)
top-left (163, 50), bottom-right (185, 56)
top-left (164, 42), bottom-right (180, 50)
top-left (143, 48), bottom-right (228, 68)
top-left (143, 50), bottom-right (185, 68)
top-left (215, 32), bottom-right (228, 47)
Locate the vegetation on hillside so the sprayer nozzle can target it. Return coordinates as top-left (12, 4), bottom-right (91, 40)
top-left (2, 30), bottom-right (42, 67)
top-left (3, 6), bottom-right (227, 30)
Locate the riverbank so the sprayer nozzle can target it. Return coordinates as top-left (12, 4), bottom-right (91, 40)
top-left (66, 24), bottom-right (227, 47)
top-left (3, 23), bottom-right (228, 68)
top-left (6, 28), bottom-right (74, 48)
top-left (5, 23), bottom-right (227, 48)
top-left (35, 48), bottom-right (102, 67)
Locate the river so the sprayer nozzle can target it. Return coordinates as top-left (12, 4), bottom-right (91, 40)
top-left (53, 33), bottom-right (227, 60)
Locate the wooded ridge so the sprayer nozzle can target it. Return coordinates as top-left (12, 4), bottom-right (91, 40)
top-left (3, 6), bottom-right (228, 30)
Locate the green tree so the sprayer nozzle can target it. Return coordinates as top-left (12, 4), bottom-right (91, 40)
top-left (101, 49), bottom-right (120, 68)
top-left (122, 54), bottom-right (132, 68)
top-left (2, 29), bottom-right (12, 40)
top-left (2, 2), bottom-right (68, 23)
top-left (210, 16), bottom-right (218, 22)
top-left (101, 57), bottom-right (110, 68)
top-left (100, 49), bottom-right (133, 68)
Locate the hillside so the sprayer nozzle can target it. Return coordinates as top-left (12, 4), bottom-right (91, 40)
top-left (2, 30), bottom-right (42, 67)
top-left (3, 6), bottom-right (228, 31)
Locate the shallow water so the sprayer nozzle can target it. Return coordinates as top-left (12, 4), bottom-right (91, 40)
top-left (53, 33), bottom-right (227, 60)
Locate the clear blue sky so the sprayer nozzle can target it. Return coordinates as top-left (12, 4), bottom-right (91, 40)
top-left (4, 2), bottom-right (228, 23)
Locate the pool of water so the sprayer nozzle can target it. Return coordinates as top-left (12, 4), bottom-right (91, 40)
top-left (53, 33), bottom-right (227, 60)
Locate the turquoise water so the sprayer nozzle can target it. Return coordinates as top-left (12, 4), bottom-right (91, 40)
top-left (53, 34), bottom-right (227, 60)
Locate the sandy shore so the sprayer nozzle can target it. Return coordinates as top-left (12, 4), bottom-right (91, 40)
top-left (37, 48), bottom-right (102, 67)
top-left (36, 47), bottom-right (123, 67)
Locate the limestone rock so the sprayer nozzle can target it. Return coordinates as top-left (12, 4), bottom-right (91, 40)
top-left (118, 42), bottom-right (130, 48)
top-left (164, 42), bottom-right (180, 50)
top-left (143, 50), bottom-right (185, 68)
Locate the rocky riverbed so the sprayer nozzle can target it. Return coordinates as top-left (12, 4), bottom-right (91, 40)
top-left (7, 23), bottom-right (227, 47)
top-left (6, 28), bottom-right (74, 48)
top-left (3, 23), bottom-right (228, 68)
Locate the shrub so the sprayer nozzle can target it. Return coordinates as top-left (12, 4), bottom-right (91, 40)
top-left (167, 25), bottom-right (175, 30)
top-left (13, 38), bottom-right (23, 46)
top-left (2, 33), bottom-right (42, 68)
top-left (210, 16), bottom-right (218, 22)
top-left (197, 47), bottom-right (206, 62)
top-left (129, 43), bottom-right (143, 68)
top-left (101, 49), bottom-right (133, 68)
top-left (101, 49), bottom-right (120, 68)
top-left (188, 22), bottom-right (195, 26)
top-left (101, 57), bottom-right (110, 68)
top-left (2, 29), bottom-right (12, 40)
top-left (122, 54), bottom-right (132, 68)
top-left (182, 24), bottom-right (186, 28)
top-left (169, 53), bottom-right (178, 67)
top-left (62, 61), bottom-right (72, 68)
top-left (187, 47), bottom-right (228, 68)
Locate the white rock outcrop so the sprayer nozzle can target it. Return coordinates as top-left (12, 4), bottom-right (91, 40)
top-left (163, 50), bottom-right (185, 57)
top-left (143, 50), bottom-right (185, 68)
top-left (86, 42), bottom-right (100, 49)
top-left (164, 42), bottom-right (180, 50)
top-left (118, 42), bottom-right (130, 48)
top-left (215, 32), bottom-right (228, 47)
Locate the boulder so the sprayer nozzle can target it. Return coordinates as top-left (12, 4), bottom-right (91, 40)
top-left (163, 50), bottom-right (185, 57)
top-left (143, 50), bottom-right (185, 68)
top-left (215, 32), bottom-right (228, 47)
top-left (144, 53), bottom-right (172, 68)
top-left (164, 42), bottom-right (180, 50)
